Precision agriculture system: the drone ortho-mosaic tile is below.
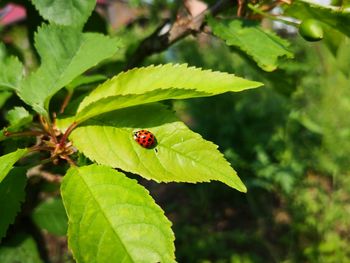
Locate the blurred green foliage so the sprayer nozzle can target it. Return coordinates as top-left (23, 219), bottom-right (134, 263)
top-left (145, 30), bottom-right (350, 262)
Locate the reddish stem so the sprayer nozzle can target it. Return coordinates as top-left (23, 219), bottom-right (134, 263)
top-left (59, 122), bottom-right (78, 147)
top-left (60, 90), bottom-right (73, 114)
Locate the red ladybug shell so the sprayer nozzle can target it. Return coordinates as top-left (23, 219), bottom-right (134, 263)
top-left (133, 130), bottom-right (156, 148)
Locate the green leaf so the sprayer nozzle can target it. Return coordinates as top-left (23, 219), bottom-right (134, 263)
top-left (76, 88), bottom-right (208, 123)
top-left (286, 0), bottom-right (350, 38)
top-left (31, 0), bottom-right (96, 27)
top-left (70, 103), bottom-right (247, 192)
top-left (61, 164), bottom-right (175, 263)
top-left (0, 149), bottom-right (28, 184)
top-left (0, 168), bottom-right (27, 240)
top-left (18, 24), bottom-right (121, 115)
top-left (0, 43), bottom-right (24, 91)
top-left (0, 233), bottom-right (43, 263)
top-left (0, 56), bottom-right (24, 91)
top-left (208, 17), bottom-right (293, 71)
top-left (31, 197), bottom-right (68, 236)
top-left (5, 107), bottom-right (33, 132)
top-left (75, 64), bottom-right (262, 122)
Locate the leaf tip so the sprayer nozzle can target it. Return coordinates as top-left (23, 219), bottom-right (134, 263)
top-left (240, 184), bottom-right (248, 193)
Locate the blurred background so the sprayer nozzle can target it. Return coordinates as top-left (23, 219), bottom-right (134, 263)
top-left (154, 34), bottom-right (350, 263)
top-left (1, 0), bottom-right (350, 262)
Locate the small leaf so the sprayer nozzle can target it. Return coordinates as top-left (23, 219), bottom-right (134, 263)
top-left (286, 0), bottom-right (350, 38)
top-left (5, 107), bottom-right (33, 132)
top-left (61, 164), bottom-right (175, 263)
top-left (31, 197), bottom-right (68, 236)
top-left (75, 64), bottom-right (262, 122)
top-left (18, 24), bottom-right (121, 115)
top-left (0, 168), bottom-right (27, 240)
top-left (70, 104), bottom-right (247, 192)
top-left (0, 233), bottom-right (43, 263)
top-left (31, 0), bottom-right (96, 27)
top-left (0, 149), bottom-right (28, 183)
top-left (208, 17), bottom-right (293, 71)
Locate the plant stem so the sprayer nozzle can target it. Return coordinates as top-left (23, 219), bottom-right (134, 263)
top-left (47, 119), bottom-right (58, 144)
top-left (60, 90), bottom-right (73, 114)
top-left (39, 115), bottom-right (58, 144)
top-left (59, 122), bottom-right (78, 147)
top-left (28, 145), bottom-right (52, 153)
top-left (3, 130), bottom-right (45, 138)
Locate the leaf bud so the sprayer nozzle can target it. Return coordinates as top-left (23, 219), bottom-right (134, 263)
top-left (299, 19), bottom-right (324, 42)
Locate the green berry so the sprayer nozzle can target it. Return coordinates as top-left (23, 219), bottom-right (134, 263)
top-left (299, 19), bottom-right (324, 42)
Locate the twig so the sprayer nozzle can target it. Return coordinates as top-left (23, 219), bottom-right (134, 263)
top-left (60, 90), bottom-right (73, 114)
top-left (124, 0), bottom-right (231, 70)
top-left (237, 0), bottom-right (245, 17)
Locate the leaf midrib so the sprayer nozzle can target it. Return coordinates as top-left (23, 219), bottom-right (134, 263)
top-left (0, 82), bottom-right (16, 90)
top-left (159, 136), bottom-right (237, 182)
top-left (43, 35), bottom-right (89, 106)
top-left (83, 125), bottom-right (240, 188)
top-left (75, 168), bottom-right (134, 262)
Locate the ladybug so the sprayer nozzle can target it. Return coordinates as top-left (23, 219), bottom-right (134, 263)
top-left (133, 130), bottom-right (156, 148)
